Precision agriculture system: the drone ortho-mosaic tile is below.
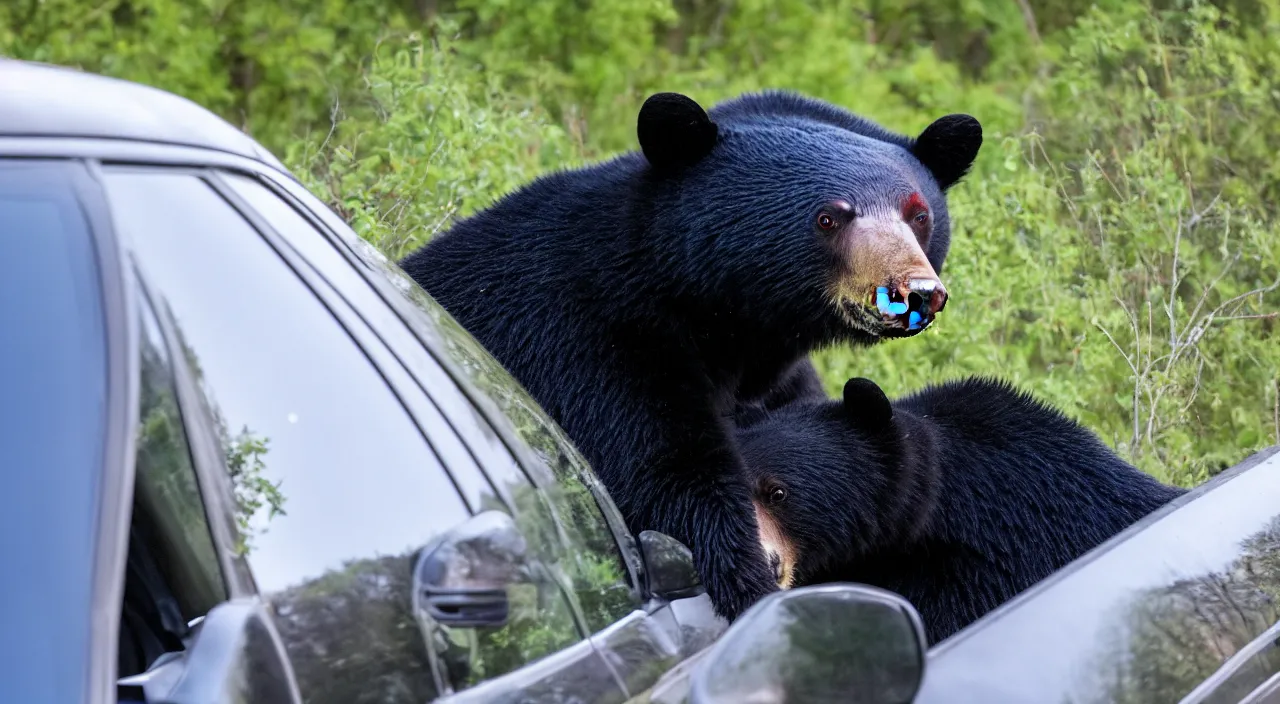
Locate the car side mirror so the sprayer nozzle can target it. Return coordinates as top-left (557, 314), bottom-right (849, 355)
top-left (412, 510), bottom-right (530, 628)
top-left (638, 530), bottom-right (704, 600)
top-left (689, 584), bottom-right (928, 704)
top-left (116, 598), bottom-right (301, 704)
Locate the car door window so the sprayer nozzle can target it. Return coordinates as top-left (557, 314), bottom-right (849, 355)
top-left (226, 172), bottom-right (642, 634)
top-left (104, 169), bottom-right (587, 701)
top-left (216, 171), bottom-right (631, 690)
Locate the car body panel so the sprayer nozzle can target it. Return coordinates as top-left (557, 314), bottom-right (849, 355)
top-left (635, 445), bottom-right (1280, 704)
top-left (0, 59), bottom-right (285, 170)
top-left (918, 445), bottom-right (1280, 704)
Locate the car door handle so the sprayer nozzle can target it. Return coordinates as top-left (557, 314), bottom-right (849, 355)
top-left (421, 585), bottom-right (509, 627)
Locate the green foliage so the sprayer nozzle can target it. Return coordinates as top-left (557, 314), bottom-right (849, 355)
top-left (818, 1), bottom-right (1280, 486)
top-left (6, 0), bottom-right (1279, 487)
top-left (225, 426), bottom-right (286, 556)
top-left (290, 32), bottom-right (582, 259)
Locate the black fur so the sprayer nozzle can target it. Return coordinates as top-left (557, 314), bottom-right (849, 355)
top-left (736, 376), bottom-right (1187, 642)
top-left (399, 90), bottom-right (980, 620)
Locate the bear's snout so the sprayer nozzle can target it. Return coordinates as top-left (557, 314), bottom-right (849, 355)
top-left (876, 276), bottom-right (948, 336)
top-left (829, 213), bottom-right (950, 338)
top-left (754, 500), bottom-right (797, 589)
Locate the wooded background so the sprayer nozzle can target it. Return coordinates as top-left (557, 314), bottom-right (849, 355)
top-left (7, 0), bottom-right (1279, 486)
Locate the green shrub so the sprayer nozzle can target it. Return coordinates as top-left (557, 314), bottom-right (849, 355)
top-left (816, 1), bottom-right (1280, 485)
top-left (6, 0), bottom-right (1278, 486)
top-left (288, 32), bottom-right (583, 259)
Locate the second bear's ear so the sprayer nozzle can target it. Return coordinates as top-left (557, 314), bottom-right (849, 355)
top-left (638, 92), bottom-right (719, 171)
top-left (842, 377), bottom-right (894, 431)
top-left (911, 114), bottom-right (982, 191)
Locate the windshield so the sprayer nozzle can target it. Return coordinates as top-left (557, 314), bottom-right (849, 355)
top-left (0, 161), bottom-right (107, 703)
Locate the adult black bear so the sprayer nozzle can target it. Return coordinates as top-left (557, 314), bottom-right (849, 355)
top-left (400, 91), bottom-right (982, 620)
top-left (736, 376), bottom-right (1187, 641)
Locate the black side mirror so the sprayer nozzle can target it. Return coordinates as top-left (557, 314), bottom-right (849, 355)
top-left (116, 599), bottom-right (302, 704)
top-left (689, 584), bottom-right (928, 704)
top-left (412, 510), bottom-right (529, 628)
top-left (638, 530), bottom-right (704, 601)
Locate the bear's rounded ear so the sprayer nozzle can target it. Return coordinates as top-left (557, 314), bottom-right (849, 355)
top-left (911, 114), bottom-right (982, 191)
top-left (842, 377), bottom-right (894, 431)
top-left (637, 92), bottom-right (719, 171)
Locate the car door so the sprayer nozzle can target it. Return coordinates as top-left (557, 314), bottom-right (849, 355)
top-left (208, 165), bottom-right (729, 699)
top-left (102, 161), bottom-right (677, 703)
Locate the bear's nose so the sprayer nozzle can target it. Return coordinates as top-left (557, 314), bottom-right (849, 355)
top-left (905, 278), bottom-right (948, 319)
top-left (875, 277), bottom-right (948, 333)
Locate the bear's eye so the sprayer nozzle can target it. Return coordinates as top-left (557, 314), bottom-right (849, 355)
top-left (913, 210), bottom-right (929, 225)
top-left (816, 212), bottom-right (838, 231)
top-left (768, 487), bottom-right (787, 505)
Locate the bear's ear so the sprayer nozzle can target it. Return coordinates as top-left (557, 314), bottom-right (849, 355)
top-left (842, 377), bottom-right (894, 431)
top-left (911, 114), bottom-right (982, 191)
top-left (637, 92), bottom-right (719, 171)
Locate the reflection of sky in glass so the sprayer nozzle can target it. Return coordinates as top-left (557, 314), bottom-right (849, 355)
top-left (105, 171), bottom-right (470, 595)
top-left (918, 450), bottom-right (1280, 704)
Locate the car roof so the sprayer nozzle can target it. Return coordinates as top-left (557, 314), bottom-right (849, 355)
top-left (0, 59), bottom-right (285, 170)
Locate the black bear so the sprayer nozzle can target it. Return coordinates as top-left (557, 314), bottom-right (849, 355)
top-left (736, 376), bottom-right (1187, 641)
top-left (399, 90), bottom-right (982, 620)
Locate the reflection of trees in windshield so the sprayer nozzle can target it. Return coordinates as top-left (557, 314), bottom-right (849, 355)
top-left (1086, 517), bottom-right (1280, 704)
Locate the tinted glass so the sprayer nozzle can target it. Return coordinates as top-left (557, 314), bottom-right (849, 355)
top-left (119, 293), bottom-right (227, 678)
top-left (242, 173), bottom-right (640, 632)
top-left (105, 170), bottom-right (473, 703)
top-left (216, 172), bottom-right (611, 688)
top-left (132, 290), bottom-right (225, 617)
top-left (0, 161), bottom-right (105, 704)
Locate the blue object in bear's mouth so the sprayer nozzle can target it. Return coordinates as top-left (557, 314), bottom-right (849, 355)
top-left (874, 283), bottom-right (936, 335)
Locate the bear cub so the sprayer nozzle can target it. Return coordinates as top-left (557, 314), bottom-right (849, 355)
top-left (736, 376), bottom-right (1186, 643)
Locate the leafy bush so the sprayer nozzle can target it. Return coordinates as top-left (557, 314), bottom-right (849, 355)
top-left (5, 0), bottom-right (1278, 486)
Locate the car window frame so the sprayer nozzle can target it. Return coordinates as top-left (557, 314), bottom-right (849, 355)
top-left (129, 265), bottom-right (256, 598)
top-left (70, 158), bottom-right (139, 704)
